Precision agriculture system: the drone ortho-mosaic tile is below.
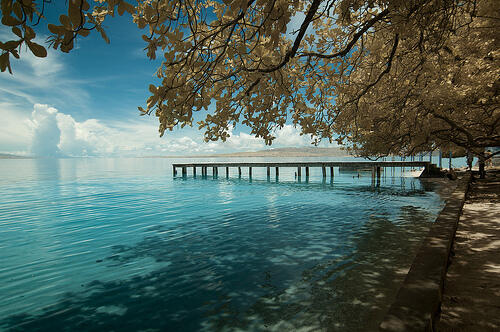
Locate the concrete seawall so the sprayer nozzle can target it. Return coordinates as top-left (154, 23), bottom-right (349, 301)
top-left (379, 173), bottom-right (472, 331)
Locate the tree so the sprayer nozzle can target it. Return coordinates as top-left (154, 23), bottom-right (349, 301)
top-left (1, 0), bottom-right (499, 158)
top-left (335, 0), bottom-right (499, 160)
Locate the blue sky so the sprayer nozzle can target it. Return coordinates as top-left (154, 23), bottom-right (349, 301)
top-left (0, 4), bottom-right (325, 157)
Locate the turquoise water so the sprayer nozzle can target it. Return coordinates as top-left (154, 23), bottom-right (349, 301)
top-left (0, 158), bottom-right (452, 331)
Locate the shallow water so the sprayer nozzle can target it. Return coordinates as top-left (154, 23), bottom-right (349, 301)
top-left (0, 157), bottom-right (452, 331)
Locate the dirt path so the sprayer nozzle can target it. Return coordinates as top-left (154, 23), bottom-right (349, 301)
top-left (438, 168), bottom-right (500, 331)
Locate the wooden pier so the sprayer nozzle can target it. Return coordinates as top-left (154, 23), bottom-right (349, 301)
top-left (172, 161), bottom-right (433, 179)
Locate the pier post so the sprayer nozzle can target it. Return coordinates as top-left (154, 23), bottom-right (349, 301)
top-left (449, 151), bottom-right (452, 169)
top-left (423, 164), bottom-right (430, 176)
top-left (174, 161), bottom-right (431, 181)
top-left (439, 150), bottom-right (442, 168)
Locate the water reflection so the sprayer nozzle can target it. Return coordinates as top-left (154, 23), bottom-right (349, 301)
top-left (1, 200), bottom-right (437, 331)
top-left (0, 159), bottom-right (452, 332)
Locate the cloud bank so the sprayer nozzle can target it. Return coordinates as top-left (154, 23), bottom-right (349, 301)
top-left (19, 104), bottom-right (319, 157)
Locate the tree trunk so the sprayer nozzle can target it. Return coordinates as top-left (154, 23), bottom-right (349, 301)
top-left (479, 155), bottom-right (486, 179)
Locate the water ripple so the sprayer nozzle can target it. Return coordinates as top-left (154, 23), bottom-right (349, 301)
top-left (0, 158), bottom-right (451, 331)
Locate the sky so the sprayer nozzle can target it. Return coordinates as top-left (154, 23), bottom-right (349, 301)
top-left (0, 4), bottom-right (327, 157)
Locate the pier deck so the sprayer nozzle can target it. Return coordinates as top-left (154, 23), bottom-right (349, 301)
top-left (172, 161), bottom-right (432, 178)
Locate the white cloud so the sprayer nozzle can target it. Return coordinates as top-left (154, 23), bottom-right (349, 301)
top-left (3, 103), bottom-right (329, 158)
top-left (56, 112), bottom-right (98, 156)
top-left (273, 124), bottom-right (312, 146)
top-left (224, 126), bottom-right (266, 151)
top-left (19, 104), bottom-right (221, 157)
top-left (0, 30), bottom-right (91, 114)
top-left (26, 104), bottom-right (145, 157)
top-left (28, 104), bottom-right (61, 157)
top-left (0, 102), bottom-right (33, 155)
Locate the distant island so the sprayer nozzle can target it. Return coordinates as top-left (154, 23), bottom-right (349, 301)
top-left (0, 153), bottom-right (32, 159)
top-left (0, 147), bottom-right (352, 159)
top-left (157, 147), bottom-right (351, 158)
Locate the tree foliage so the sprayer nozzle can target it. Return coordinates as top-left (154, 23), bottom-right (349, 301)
top-left (336, 0), bottom-right (500, 158)
top-left (1, 0), bottom-right (498, 156)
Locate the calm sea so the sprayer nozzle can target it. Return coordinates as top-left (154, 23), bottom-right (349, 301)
top-left (0, 157), bottom-right (458, 331)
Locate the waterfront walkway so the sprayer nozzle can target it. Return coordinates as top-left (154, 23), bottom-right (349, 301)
top-left (437, 168), bottom-right (500, 331)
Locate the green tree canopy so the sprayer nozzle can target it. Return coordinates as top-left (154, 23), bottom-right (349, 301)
top-left (1, 0), bottom-right (498, 156)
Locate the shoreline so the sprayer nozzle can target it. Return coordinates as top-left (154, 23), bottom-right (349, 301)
top-left (380, 172), bottom-right (471, 331)
top-left (380, 167), bottom-right (499, 331)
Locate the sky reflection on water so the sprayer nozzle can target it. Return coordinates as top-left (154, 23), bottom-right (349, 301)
top-left (0, 158), bottom-right (454, 331)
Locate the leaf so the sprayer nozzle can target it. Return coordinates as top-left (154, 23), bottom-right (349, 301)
top-left (0, 40), bottom-right (21, 50)
top-left (0, 52), bottom-right (12, 74)
top-left (1, 15), bottom-right (21, 26)
top-left (60, 32), bottom-right (74, 52)
top-left (117, 2), bottom-right (125, 16)
top-left (10, 49), bottom-right (19, 59)
top-left (82, 0), bottom-right (90, 11)
top-left (77, 29), bottom-right (90, 37)
top-left (1, 0), bottom-right (12, 17)
top-left (26, 40), bottom-right (47, 57)
top-left (59, 14), bottom-right (71, 29)
top-left (99, 28), bottom-right (110, 43)
top-left (68, 0), bottom-right (82, 27)
top-left (0, 52), bottom-right (8, 70)
top-left (48, 24), bottom-right (61, 34)
top-left (11, 26), bottom-right (22, 38)
top-left (24, 26), bottom-right (35, 40)
top-left (12, 1), bottom-right (22, 19)
top-left (122, 2), bottom-right (135, 14)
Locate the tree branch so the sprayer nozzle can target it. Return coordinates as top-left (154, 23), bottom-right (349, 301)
top-left (299, 9), bottom-right (390, 59)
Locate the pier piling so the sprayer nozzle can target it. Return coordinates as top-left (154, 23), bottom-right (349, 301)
top-left (173, 161), bottom-right (433, 180)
